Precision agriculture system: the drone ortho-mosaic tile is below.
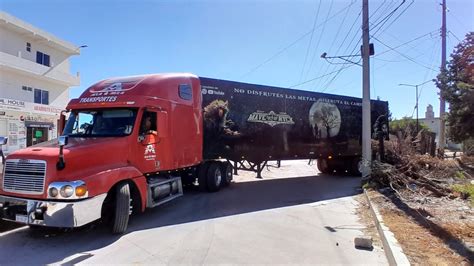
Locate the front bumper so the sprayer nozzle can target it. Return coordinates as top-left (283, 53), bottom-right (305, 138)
top-left (0, 194), bottom-right (107, 228)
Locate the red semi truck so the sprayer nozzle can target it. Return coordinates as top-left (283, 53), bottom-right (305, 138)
top-left (0, 73), bottom-right (388, 233)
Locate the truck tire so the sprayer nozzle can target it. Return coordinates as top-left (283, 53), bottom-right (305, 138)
top-left (220, 162), bottom-right (233, 187)
top-left (350, 157), bottom-right (362, 176)
top-left (198, 163), bottom-right (209, 191)
top-left (317, 158), bottom-right (330, 174)
top-left (206, 163), bottom-right (222, 192)
top-left (112, 183), bottom-right (131, 234)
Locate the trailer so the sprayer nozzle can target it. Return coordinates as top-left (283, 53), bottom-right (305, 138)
top-left (200, 77), bottom-right (388, 177)
top-left (0, 73), bottom-right (388, 234)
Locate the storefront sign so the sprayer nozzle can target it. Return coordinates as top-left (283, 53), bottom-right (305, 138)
top-left (0, 98), bottom-right (26, 110)
top-left (0, 98), bottom-right (63, 115)
top-left (33, 105), bottom-right (62, 114)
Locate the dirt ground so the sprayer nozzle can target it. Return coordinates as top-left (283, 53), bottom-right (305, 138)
top-left (368, 189), bottom-right (474, 265)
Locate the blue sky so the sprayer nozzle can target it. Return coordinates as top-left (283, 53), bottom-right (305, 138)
top-left (1, 0), bottom-right (473, 119)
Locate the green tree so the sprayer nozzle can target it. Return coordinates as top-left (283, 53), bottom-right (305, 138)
top-left (390, 117), bottom-right (430, 137)
top-left (436, 32), bottom-right (474, 142)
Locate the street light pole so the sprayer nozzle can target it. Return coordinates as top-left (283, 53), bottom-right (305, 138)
top-left (399, 79), bottom-right (434, 134)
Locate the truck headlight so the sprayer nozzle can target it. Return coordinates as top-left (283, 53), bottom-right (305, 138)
top-left (49, 187), bottom-right (59, 198)
top-left (60, 185), bottom-right (74, 198)
top-left (47, 181), bottom-right (88, 199)
top-left (75, 185), bottom-right (88, 197)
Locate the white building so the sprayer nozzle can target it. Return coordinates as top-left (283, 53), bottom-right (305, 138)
top-left (0, 11), bottom-right (80, 155)
top-left (419, 104), bottom-right (462, 150)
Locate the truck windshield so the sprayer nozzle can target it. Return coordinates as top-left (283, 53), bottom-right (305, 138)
top-left (63, 108), bottom-right (137, 137)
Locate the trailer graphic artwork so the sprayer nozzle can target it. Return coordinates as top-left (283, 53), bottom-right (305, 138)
top-left (309, 100), bottom-right (341, 139)
top-left (202, 99), bottom-right (241, 155)
top-left (247, 111), bottom-right (295, 127)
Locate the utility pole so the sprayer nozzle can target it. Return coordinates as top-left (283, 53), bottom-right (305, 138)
top-left (439, 0), bottom-right (447, 154)
top-left (362, 0), bottom-right (371, 177)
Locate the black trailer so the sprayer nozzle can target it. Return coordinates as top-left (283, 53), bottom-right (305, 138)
top-left (200, 77), bottom-right (389, 177)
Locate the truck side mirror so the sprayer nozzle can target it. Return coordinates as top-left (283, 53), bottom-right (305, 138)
top-left (157, 111), bottom-right (168, 138)
top-left (0, 137), bottom-right (7, 145)
top-left (58, 135), bottom-right (68, 146)
top-left (57, 135), bottom-right (68, 170)
top-left (58, 111), bottom-right (67, 136)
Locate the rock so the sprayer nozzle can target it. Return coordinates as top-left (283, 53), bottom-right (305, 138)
top-left (354, 236), bottom-right (373, 249)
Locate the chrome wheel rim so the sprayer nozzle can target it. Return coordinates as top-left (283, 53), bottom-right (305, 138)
top-left (215, 169), bottom-right (222, 186)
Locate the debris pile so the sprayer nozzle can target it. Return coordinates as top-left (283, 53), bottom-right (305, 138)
top-left (370, 134), bottom-right (473, 200)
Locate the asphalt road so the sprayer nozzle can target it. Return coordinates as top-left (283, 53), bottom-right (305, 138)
top-left (0, 160), bottom-right (387, 265)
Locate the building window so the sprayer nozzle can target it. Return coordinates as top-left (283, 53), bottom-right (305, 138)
top-left (36, 51), bottom-right (50, 67)
top-left (22, 86), bottom-right (32, 91)
top-left (34, 89), bottom-right (49, 105)
top-left (26, 42), bottom-right (31, 52)
top-left (178, 84), bottom-right (193, 100)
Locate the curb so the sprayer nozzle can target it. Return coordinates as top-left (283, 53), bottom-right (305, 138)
top-left (364, 189), bottom-right (411, 266)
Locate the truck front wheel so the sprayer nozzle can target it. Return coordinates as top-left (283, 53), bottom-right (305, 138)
top-left (112, 182), bottom-right (131, 234)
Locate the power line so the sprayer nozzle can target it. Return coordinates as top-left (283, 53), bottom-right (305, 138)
top-left (314, 11), bottom-right (362, 90)
top-left (318, 25), bottom-right (362, 91)
top-left (371, 0), bottom-right (407, 36)
top-left (375, 29), bottom-right (439, 57)
top-left (240, 33), bottom-right (312, 79)
top-left (371, 0), bottom-right (398, 26)
top-left (447, 8), bottom-right (471, 33)
top-left (240, 0), bottom-right (356, 79)
top-left (319, 0), bottom-right (417, 94)
top-left (373, 0), bottom-right (415, 38)
top-left (369, 0), bottom-right (389, 21)
top-left (318, 34), bottom-right (363, 92)
top-left (448, 30), bottom-right (462, 43)
top-left (372, 36), bottom-right (438, 71)
top-left (299, 0), bottom-right (323, 82)
top-left (303, 0), bottom-right (335, 80)
top-left (310, 8), bottom-right (361, 90)
top-left (290, 65), bottom-right (354, 88)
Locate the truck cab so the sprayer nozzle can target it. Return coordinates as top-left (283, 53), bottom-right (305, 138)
top-left (0, 73), bottom-right (232, 233)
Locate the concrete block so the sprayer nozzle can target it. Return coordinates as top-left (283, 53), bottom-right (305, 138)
top-left (354, 236), bottom-right (373, 249)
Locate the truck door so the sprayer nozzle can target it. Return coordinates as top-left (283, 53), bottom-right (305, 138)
top-left (136, 111), bottom-right (160, 173)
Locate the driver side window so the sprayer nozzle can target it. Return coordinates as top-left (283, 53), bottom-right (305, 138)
top-left (140, 111), bottom-right (157, 134)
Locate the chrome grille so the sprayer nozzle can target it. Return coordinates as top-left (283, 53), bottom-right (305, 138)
top-left (3, 159), bottom-right (46, 194)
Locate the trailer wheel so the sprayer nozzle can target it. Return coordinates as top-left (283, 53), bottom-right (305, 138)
top-left (206, 163), bottom-right (222, 192)
top-left (112, 182), bottom-right (131, 234)
top-left (350, 157), bottom-right (363, 176)
top-left (220, 162), bottom-right (233, 187)
top-left (317, 158), bottom-right (330, 174)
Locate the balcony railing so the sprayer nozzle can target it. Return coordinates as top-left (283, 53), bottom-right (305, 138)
top-left (0, 51), bottom-right (80, 86)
